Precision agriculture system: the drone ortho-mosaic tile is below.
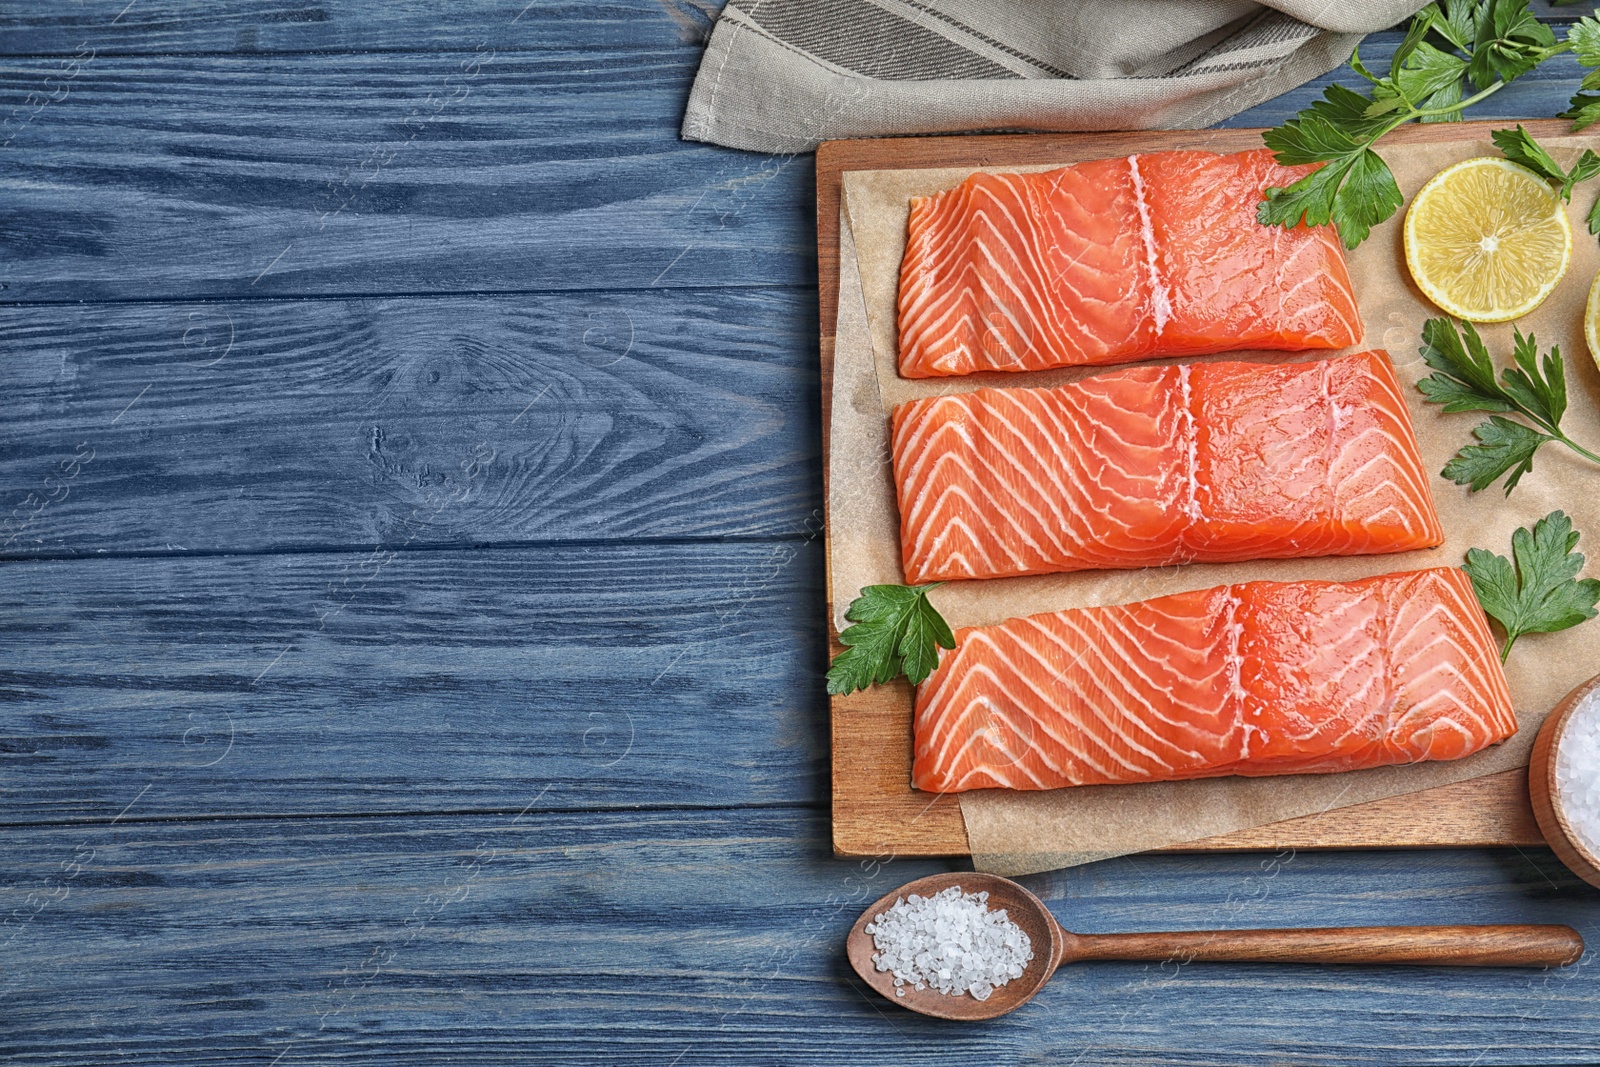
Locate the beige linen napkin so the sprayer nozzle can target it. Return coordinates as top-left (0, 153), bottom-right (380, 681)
top-left (682, 0), bottom-right (1428, 153)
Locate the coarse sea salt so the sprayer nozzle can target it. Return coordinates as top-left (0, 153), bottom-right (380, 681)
top-left (864, 885), bottom-right (1033, 1001)
top-left (1557, 689), bottom-right (1600, 859)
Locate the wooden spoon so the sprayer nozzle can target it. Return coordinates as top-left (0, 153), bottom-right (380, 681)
top-left (847, 872), bottom-right (1583, 1020)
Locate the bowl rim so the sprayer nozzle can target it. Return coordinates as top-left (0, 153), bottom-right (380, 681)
top-left (1531, 671), bottom-right (1600, 888)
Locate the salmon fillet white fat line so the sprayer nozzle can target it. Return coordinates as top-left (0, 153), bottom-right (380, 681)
top-left (890, 351), bottom-right (1444, 583)
top-left (913, 568), bottom-right (1516, 793)
top-left (897, 149), bottom-right (1362, 377)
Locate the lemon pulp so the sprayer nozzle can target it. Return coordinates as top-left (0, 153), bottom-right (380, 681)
top-left (1404, 157), bottom-right (1571, 323)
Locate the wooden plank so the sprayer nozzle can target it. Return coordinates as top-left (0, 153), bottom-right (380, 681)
top-left (0, 541), bottom-right (828, 823)
top-left (3, 808), bottom-right (1596, 1065)
top-left (0, 0), bottom-right (720, 56)
top-left (0, 26), bottom-right (1590, 306)
top-left (0, 288), bottom-right (819, 557)
top-left (819, 120), bottom-right (1576, 858)
top-left (0, 50), bottom-right (814, 302)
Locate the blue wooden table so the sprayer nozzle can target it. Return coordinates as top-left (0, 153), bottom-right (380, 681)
top-left (3, 4), bottom-right (1600, 1063)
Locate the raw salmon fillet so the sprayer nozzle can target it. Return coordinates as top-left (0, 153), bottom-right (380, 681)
top-left (913, 568), bottom-right (1515, 792)
top-left (897, 149), bottom-right (1361, 378)
top-left (891, 350), bottom-right (1442, 583)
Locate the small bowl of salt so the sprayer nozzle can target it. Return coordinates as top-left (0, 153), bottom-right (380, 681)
top-left (1530, 673), bottom-right (1600, 890)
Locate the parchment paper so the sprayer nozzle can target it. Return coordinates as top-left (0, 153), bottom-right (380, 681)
top-left (830, 135), bottom-right (1600, 875)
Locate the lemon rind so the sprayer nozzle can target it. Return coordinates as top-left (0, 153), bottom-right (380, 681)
top-left (1585, 270), bottom-right (1600, 371)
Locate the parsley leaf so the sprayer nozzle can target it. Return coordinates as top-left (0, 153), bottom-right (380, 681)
top-left (1464, 510), bottom-right (1600, 661)
top-left (1440, 416), bottom-right (1552, 492)
top-left (1261, 0), bottom-right (1569, 249)
top-left (1257, 141), bottom-right (1401, 249)
top-left (1429, 0), bottom-right (1476, 51)
top-left (1468, 0), bottom-right (1556, 88)
top-left (1491, 125), bottom-right (1600, 201)
top-left (1567, 92), bottom-right (1600, 132)
top-left (1564, 15), bottom-right (1600, 130)
top-left (1264, 83), bottom-right (1391, 164)
top-left (1503, 324), bottom-right (1568, 423)
top-left (1418, 316), bottom-right (1515, 413)
top-left (1419, 318), bottom-right (1600, 495)
top-left (1403, 42), bottom-right (1470, 121)
top-left (1569, 11), bottom-right (1600, 66)
top-left (826, 584), bottom-right (955, 695)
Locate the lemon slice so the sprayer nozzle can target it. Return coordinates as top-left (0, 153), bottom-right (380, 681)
top-left (1404, 157), bottom-right (1571, 323)
top-left (1586, 270), bottom-right (1600, 371)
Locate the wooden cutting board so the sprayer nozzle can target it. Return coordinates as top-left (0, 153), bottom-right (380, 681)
top-left (817, 121), bottom-right (1554, 858)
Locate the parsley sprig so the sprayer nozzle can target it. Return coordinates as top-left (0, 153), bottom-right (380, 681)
top-left (826, 583), bottom-right (955, 695)
top-left (1418, 317), bottom-right (1600, 495)
top-left (1464, 510), bottom-right (1600, 661)
top-left (1491, 124), bottom-right (1600, 201)
top-left (1260, 0), bottom-right (1570, 249)
top-left (1491, 124), bottom-right (1600, 234)
top-left (1561, 15), bottom-right (1600, 129)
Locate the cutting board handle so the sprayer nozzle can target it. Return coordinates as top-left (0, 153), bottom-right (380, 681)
top-left (1062, 925), bottom-right (1584, 968)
